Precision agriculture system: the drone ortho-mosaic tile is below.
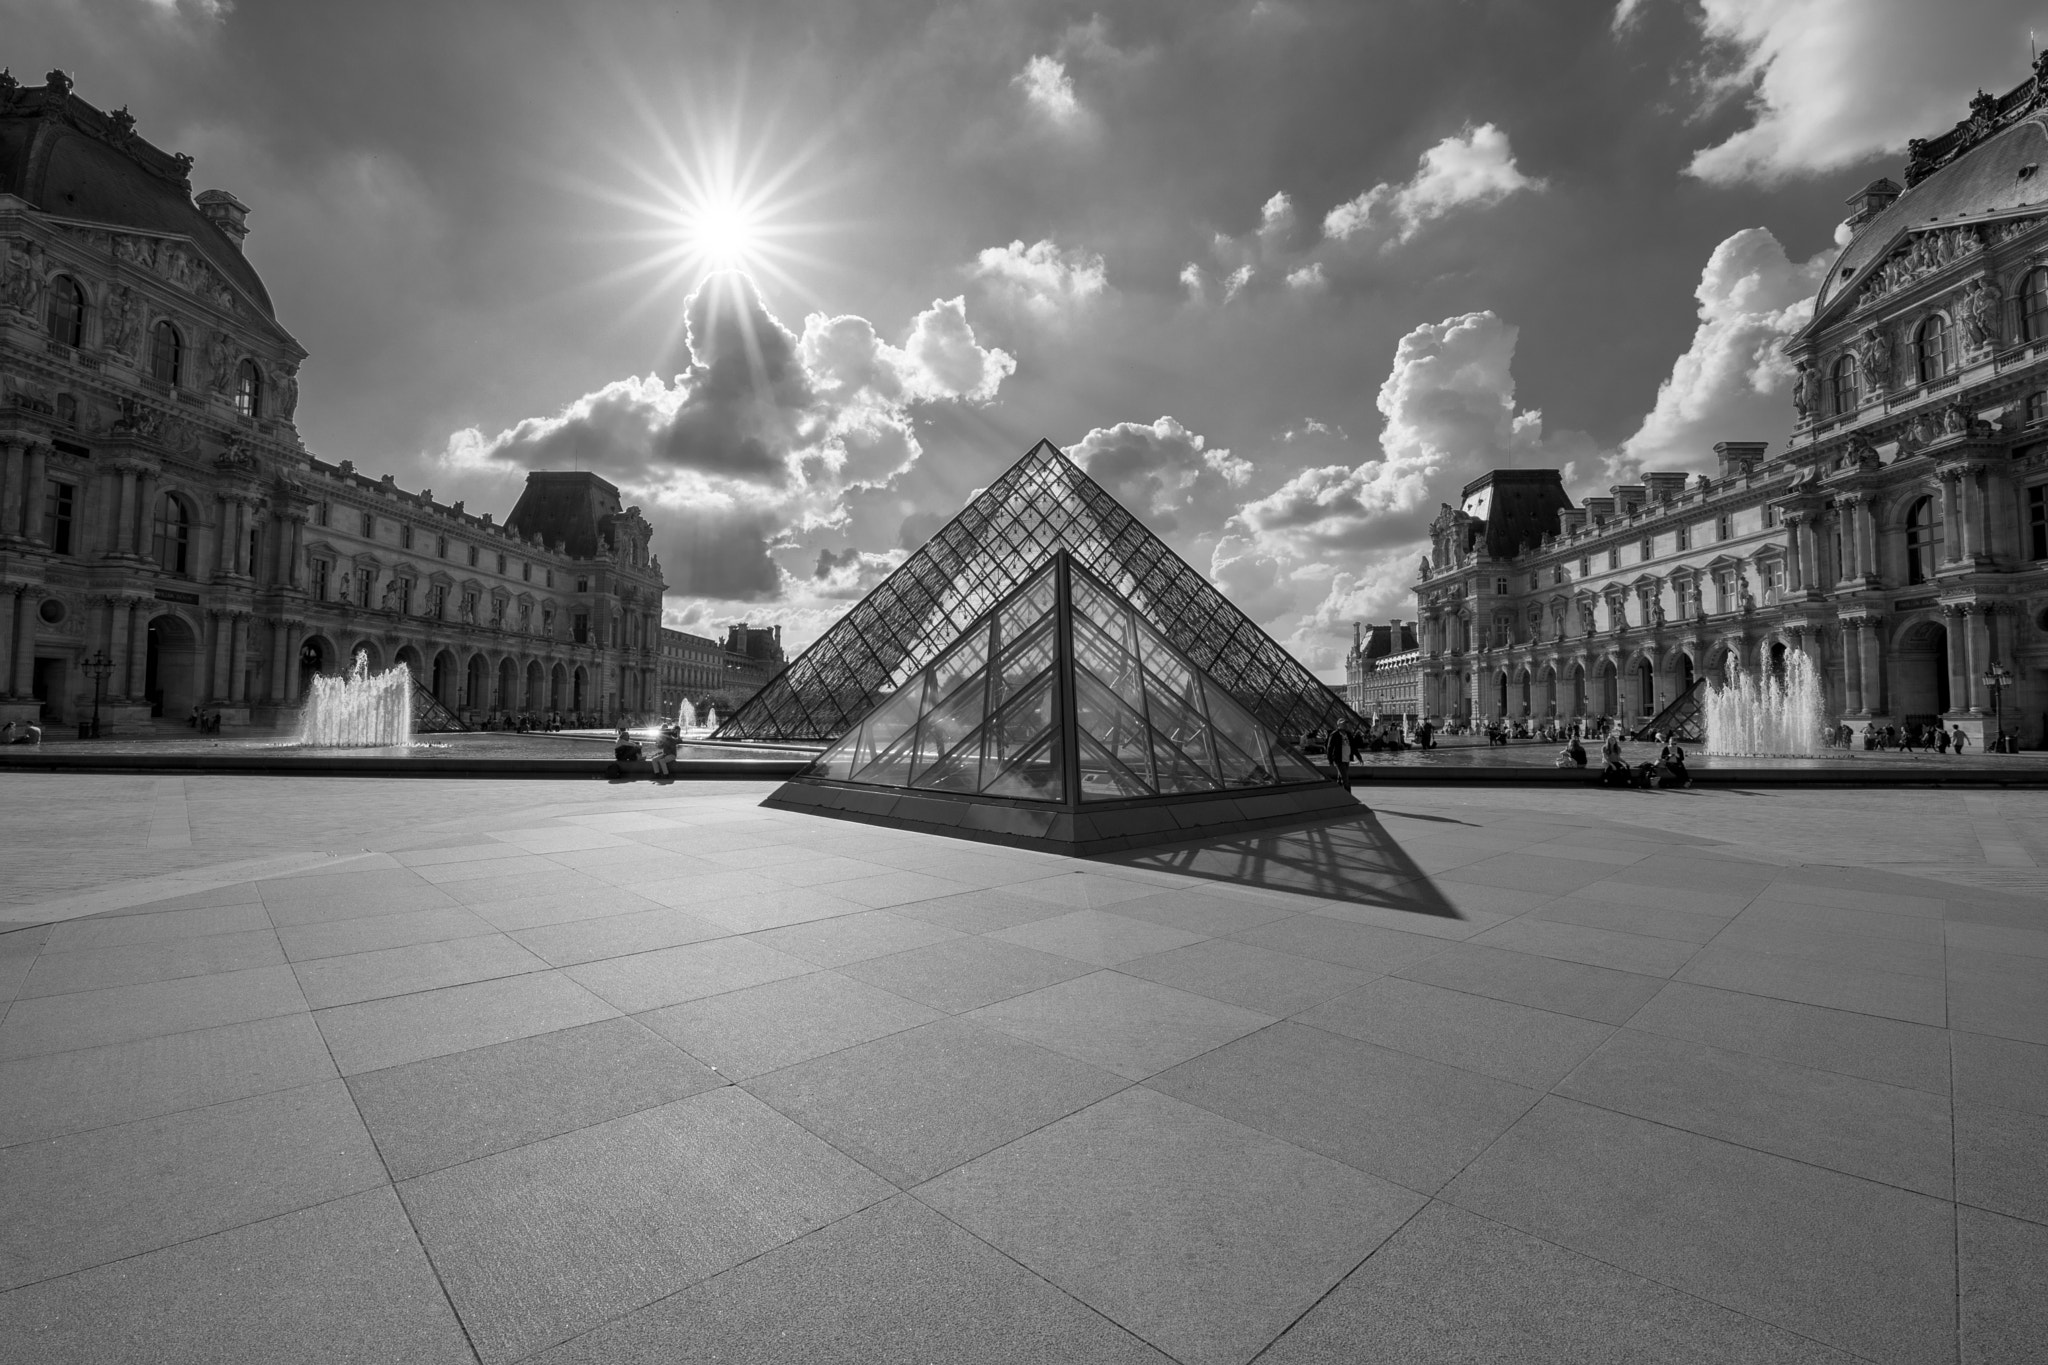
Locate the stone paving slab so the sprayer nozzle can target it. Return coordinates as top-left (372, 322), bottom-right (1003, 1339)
top-left (0, 774), bottom-right (2044, 1362)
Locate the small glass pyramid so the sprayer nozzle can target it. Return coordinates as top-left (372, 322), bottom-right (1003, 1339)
top-left (717, 439), bottom-right (1360, 744)
top-left (804, 554), bottom-right (1328, 805)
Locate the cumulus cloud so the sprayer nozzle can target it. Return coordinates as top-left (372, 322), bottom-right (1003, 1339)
top-left (441, 275), bottom-right (1012, 602)
top-left (1236, 311), bottom-right (1580, 557)
top-left (1677, 0), bottom-right (2043, 185)
top-left (972, 238), bottom-right (1109, 316)
top-left (1069, 416), bottom-right (1251, 534)
top-left (1285, 262), bottom-right (1328, 292)
top-left (811, 546), bottom-right (908, 600)
top-left (1323, 123), bottom-right (1544, 245)
top-left (1015, 54), bottom-right (1082, 125)
top-left (1609, 226), bottom-right (1829, 479)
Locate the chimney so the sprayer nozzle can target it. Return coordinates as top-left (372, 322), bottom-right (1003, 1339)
top-left (1582, 496), bottom-right (1616, 527)
top-left (1643, 471), bottom-right (1689, 502)
top-left (1841, 178), bottom-right (1901, 237)
top-left (1610, 484), bottom-right (1647, 515)
top-left (1558, 508), bottom-right (1589, 537)
top-left (194, 190), bottom-right (251, 250)
top-left (1714, 441), bottom-right (1768, 479)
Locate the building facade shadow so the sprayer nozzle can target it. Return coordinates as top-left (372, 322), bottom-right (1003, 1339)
top-left (1093, 810), bottom-right (1460, 917)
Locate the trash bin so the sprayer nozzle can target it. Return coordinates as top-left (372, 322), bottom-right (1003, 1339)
top-left (78, 720), bottom-right (93, 739)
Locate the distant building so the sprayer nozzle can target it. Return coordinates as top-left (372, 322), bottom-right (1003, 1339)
top-left (1345, 619), bottom-right (1420, 726)
top-left (658, 627), bottom-right (724, 715)
top-left (0, 73), bottom-right (667, 730)
top-left (721, 622), bottom-right (785, 696)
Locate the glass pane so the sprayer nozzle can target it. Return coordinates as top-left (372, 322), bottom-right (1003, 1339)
top-left (1267, 743), bottom-right (1325, 785)
top-left (847, 685), bottom-right (924, 785)
top-left (980, 734), bottom-right (1064, 802)
top-left (998, 567), bottom-right (1057, 644)
top-left (1073, 670), bottom-right (1154, 792)
top-left (1071, 614), bottom-right (1144, 714)
top-left (983, 671), bottom-right (1055, 769)
top-left (1202, 677), bottom-right (1278, 788)
top-left (1148, 728), bottom-right (1221, 794)
top-left (909, 660), bottom-right (990, 787)
top-left (809, 721), bottom-right (864, 780)
top-left (1141, 669), bottom-right (1217, 778)
top-left (1069, 571), bottom-right (1124, 637)
top-left (1077, 731), bottom-right (1152, 802)
top-left (911, 722), bottom-right (987, 793)
top-left (993, 620), bottom-right (1056, 702)
top-left (927, 622), bottom-right (992, 706)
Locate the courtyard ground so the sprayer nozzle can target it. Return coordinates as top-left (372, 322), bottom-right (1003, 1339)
top-left (1, 774), bottom-right (2044, 1363)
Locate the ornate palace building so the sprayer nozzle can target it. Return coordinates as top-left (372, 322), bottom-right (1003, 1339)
top-left (1401, 58), bottom-right (2048, 747)
top-left (1, 73), bottom-right (668, 731)
top-left (656, 622), bottom-right (787, 718)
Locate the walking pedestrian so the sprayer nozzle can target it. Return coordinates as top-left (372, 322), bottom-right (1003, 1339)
top-left (1327, 725), bottom-right (1352, 791)
top-left (1951, 725), bottom-right (1970, 754)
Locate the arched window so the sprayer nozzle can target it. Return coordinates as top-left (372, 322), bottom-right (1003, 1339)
top-left (1916, 316), bottom-right (1951, 383)
top-left (151, 320), bottom-right (182, 386)
top-left (1905, 496), bottom-right (1943, 584)
top-left (1829, 354), bottom-right (1859, 414)
top-left (46, 276), bottom-right (84, 347)
top-left (234, 359), bottom-right (262, 417)
top-left (2024, 268), bottom-right (2048, 342)
top-left (153, 495), bottom-right (192, 578)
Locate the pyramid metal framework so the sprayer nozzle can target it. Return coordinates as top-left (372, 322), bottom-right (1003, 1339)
top-left (805, 553), bottom-right (1328, 804)
top-left (716, 439), bottom-right (1363, 744)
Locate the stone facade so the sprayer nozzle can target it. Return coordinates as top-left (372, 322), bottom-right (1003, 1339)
top-left (0, 75), bottom-right (666, 731)
top-left (657, 623), bottom-right (788, 719)
top-left (1407, 63), bottom-right (2048, 748)
top-left (1343, 619), bottom-right (1420, 726)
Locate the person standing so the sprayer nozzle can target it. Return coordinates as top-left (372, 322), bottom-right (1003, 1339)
top-left (1951, 724), bottom-right (1970, 754)
top-left (1327, 725), bottom-right (1352, 791)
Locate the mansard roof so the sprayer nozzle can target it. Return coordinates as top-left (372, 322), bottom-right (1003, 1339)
top-left (0, 73), bottom-right (276, 318)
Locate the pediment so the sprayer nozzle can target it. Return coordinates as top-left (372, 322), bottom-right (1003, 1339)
top-left (1811, 212), bottom-right (2041, 334)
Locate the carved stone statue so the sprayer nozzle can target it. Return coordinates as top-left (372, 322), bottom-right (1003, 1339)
top-left (1790, 361), bottom-right (1813, 420)
top-left (277, 365), bottom-right (300, 421)
top-left (1961, 277), bottom-right (2002, 351)
top-left (1578, 599), bottom-right (1598, 636)
top-left (1650, 593), bottom-right (1666, 628)
top-left (335, 571), bottom-right (351, 605)
top-left (1942, 401), bottom-right (1968, 435)
top-left (380, 577), bottom-right (401, 610)
top-left (1738, 575), bottom-right (1756, 613)
top-left (4, 239), bottom-right (46, 318)
top-left (104, 286), bottom-right (140, 356)
top-left (206, 330), bottom-right (233, 391)
top-left (1855, 327), bottom-right (1891, 390)
top-left (459, 594), bottom-right (476, 625)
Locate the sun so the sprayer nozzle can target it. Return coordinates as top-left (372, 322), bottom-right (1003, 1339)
top-left (682, 194), bottom-right (766, 274)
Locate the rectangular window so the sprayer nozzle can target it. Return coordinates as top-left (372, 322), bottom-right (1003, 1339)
top-left (1494, 577), bottom-right (1507, 595)
top-left (1760, 560), bottom-right (1779, 602)
top-left (522, 562), bottom-right (531, 582)
top-left (2030, 485), bottom-right (2047, 560)
top-left (462, 589), bottom-right (479, 622)
top-left (248, 527), bottom-right (261, 581)
top-left (2028, 392), bottom-right (2047, 426)
top-left (397, 578), bottom-right (414, 614)
top-left (1639, 536), bottom-right (1652, 561)
top-left (1676, 524), bottom-right (1690, 552)
top-left (44, 481), bottom-right (75, 555)
top-left (1578, 556), bottom-right (1590, 577)
top-left (401, 524), bottom-right (414, 550)
top-left (467, 545), bottom-right (478, 567)
top-left (490, 597), bottom-right (505, 626)
top-left (1528, 572), bottom-right (1539, 592)
top-left (1763, 504), bottom-right (1779, 529)
top-left (1552, 565), bottom-right (1564, 585)
top-left (1607, 547), bottom-right (1620, 571)
top-left (357, 567), bottom-right (374, 605)
top-left (545, 569), bottom-right (554, 589)
top-left (577, 577), bottom-right (589, 593)
top-left (312, 559), bottom-right (330, 599)
top-left (1717, 513), bottom-right (1731, 541)
top-left (437, 536), bottom-right (448, 558)
top-left (362, 512), bottom-right (374, 538)
top-left (431, 585), bottom-right (447, 619)
top-left (1714, 572), bottom-right (1731, 613)
top-left (316, 501), bottom-right (329, 528)
top-left (573, 612), bottom-right (590, 644)
top-left (496, 553), bottom-right (506, 574)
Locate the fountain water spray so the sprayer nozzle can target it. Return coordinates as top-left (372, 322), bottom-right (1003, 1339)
top-left (1703, 651), bottom-right (1826, 757)
top-left (678, 697), bottom-right (697, 730)
top-left (300, 651), bottom-right (414, 748)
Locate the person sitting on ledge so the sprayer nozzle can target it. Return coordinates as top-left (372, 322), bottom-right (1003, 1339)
top-left (1657, 734), bottom-right (1690, 788)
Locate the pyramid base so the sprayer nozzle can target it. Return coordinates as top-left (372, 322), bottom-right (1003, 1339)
top-left (761, 778), bottom-right (1364, 857)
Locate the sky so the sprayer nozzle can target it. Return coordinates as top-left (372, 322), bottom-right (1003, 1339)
top-left (11, 0), bottom-right (2048, 678)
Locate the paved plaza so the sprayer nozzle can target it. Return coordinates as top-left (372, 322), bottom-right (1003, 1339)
top-left (1, 775), bottom-right (2045, 1363)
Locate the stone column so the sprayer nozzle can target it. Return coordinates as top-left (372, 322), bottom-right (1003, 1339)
top-left (1942, 475), bottom-right (1964, 564)
top-left (11, 589), bottom-right (39, 696)
top-left (1784, 517), bottom-right (1804, 593)
top-left (111, 467), bottom-right (137, 557)
top-left (204, 611), bottom-right (228, 702)
top-left (19, 444), bottom-right (47, 544)
top-left (1941, 605), bottom-right (1967, 716)
top-left (104, 596), bottom-right (130, 699)
top-left (1859, 616), bottom-right (1885, 715)
top-left (282, 621), bottom-right (304, 700)
top-left (228, 614), bottom-right (249, 703)
top-left (0, 441), bottom-right (23, 535)
top-left (1842, 619), bottom-right (1865, 715)
top-left (132, 471), bottom-right (156, 557)
top-left (1964, 604), bottom-right (1991, 713)
top-left (0, 589), bottom-right (15, 697)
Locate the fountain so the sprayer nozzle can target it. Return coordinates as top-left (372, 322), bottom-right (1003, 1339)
top-left (704, 704), bottom-right (718, 732)
top-left (678, 697), bottom-right (697, 730)
top-left (300, 651), bottom-right (414, 748)
top-left (1703, 650), bottom-right (1826, 757)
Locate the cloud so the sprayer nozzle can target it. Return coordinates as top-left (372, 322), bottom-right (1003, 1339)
top-left (1014, 54), bottom-right (1082, 125)
top-left (138, 0), bottom-right (232, 21)
top-left (1236, 311), bottom-right (1580, 556)
top-left (1069, 416), bottom-right (1251, 534)
top-left (1324, 123), bottom-right (1545, 245)
top-left (1285, 262), bottom-right (1328, 292)
top-left (1678, 0), bottom-right (2045, 185)
top-left (1609, 226), bottom-right (1829, 479)
top-left (1609, 0), bottom-right (1647, 32)
top-left (810, 546), bottom-right (908, 600)
top-left (440, 275), bottom-right (1012, 602)
top-left (972, 238), bottom-right (1108, 316)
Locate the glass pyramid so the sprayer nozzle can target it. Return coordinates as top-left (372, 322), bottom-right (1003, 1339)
top-left (717, 439), bottom-right (1361, 743)
top-left (803, 554), bottom-right (1328, 805)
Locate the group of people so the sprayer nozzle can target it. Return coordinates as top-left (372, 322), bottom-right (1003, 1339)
top-left (1851, 721), bottom-right (1978, 754)
top-left (1552, 728), bottom-right (1691, 789)
top-left (186, 706), bottom-right (225, 734)
top-left (613, 723), bottom-right (683, 780)
top-left (0, 720), bottom-right (42, 745)
top-left (476, 712), bottom-right (582, 733)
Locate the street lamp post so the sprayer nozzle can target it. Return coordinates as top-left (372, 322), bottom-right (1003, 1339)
top-left (81, 650), bottom-right (114, 740)
top-left (1981, 661), bottom-right (2013, 753)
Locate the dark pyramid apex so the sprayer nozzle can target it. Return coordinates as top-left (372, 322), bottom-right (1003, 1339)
top-left (716, 437), bottom-right (1360, 745)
